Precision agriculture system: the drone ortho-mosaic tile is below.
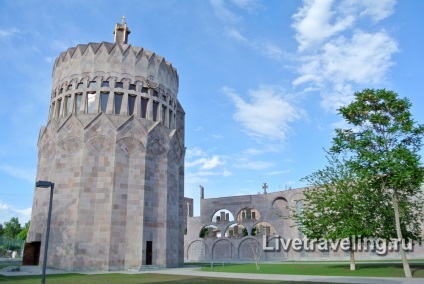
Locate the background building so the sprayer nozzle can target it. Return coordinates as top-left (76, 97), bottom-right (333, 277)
top-left (185, 185), bottom-right (424, 262)
top-left (25, 19), bottom-right (185, 271)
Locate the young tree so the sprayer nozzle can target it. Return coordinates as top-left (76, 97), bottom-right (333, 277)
top-left (294, 152), bottom-right (382, 270)
top-left (18, 221), bottom-right (30, 241)
top-left (3, 217), bottom-right (22, 239)
top-left (331, 89), bottom-right (424, 278)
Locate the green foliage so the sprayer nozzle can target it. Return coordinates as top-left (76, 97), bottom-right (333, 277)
top-left (294, 89), bottom-right (424, 276)
top-left (18, 221), bottom-right (30, 241)
top-left (3, 217), bottom-right (22, 239)
top-left (295, 152), bottom-right (383, 241)
top-left (331, 89), bottom-right (424, 241)
top-left (199, 227), bottom-right (209, 238)
top-left (242, 228), bottom-right (248, 237)
top-left (251, 227), bottom-right (257, 236)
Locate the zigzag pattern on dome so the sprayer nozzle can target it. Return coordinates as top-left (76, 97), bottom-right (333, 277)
top-left (53, 41), bottom-right (179, 93)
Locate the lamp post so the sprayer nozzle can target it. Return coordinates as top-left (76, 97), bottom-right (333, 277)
top-left (35, 180), bottom-right (54, 284)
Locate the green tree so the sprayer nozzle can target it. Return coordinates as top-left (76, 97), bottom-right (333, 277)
top-left (18, 221), bottom-right (30, 241)
top-left (3, 217), bottom-right (22, 239)
top-left (294, 152), bottom-right (383, 270)
top-left (0, 224), bottom-right (3, 236)
top-left (199, 227), bottom-right (209, 238)
top-left (331, 89), bottom-right (424, 278)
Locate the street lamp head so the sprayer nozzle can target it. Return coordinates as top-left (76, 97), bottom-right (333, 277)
top-left (35, 180), bottom-right (53, 188)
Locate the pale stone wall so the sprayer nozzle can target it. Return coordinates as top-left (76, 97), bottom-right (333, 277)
top-left (184, 187), bottom-right (424, 262)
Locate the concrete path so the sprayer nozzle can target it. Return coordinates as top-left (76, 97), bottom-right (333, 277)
top-left (2, 265), bottom-right (423, 284)
top-left (152, 266), bottom-right (424, 284)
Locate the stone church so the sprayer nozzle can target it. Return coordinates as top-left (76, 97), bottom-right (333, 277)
top-left (25, 19), bottom-right (185, 271)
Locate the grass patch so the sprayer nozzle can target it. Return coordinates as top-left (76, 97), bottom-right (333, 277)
top-left (0, 273), bottom-right (332, 284)
top-left (201, 262), bottom-right (424, 278)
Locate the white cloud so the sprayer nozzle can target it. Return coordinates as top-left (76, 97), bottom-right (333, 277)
top-left (212, 134), bottom-right (224, 139)
top-left (222, 27), bottom-right (287, 61)
top-left (0, 201), bottom-right (31, 224)
top-left (185, 169), bottom-right (232, 186)
top-left (209, 0), bottom-right (241, 23)
top-left (243, 148), bottom-right (264, 155)
top-left (235, 160), bottom-right (274, 170)
top-left (186, 155), bottom-right (225, 170)
top-left (292, 0), bottom-right (396, 52)
top-left (230, 0), bottom-right (263, 12)
top-left (223, 85), bottom-right (304, 141)
top-left (201, 155), bottom-right (225, 170)
top-left (291, 0), bottom-right (399, 112)
top-left (267, 170), bottom-right (290, 175)
top-left (224, 26), bottom-right (248, 42)
top-left (212, 0), bottom-right (284, 62)
top-left (320, 83), bottom-right (354, 112)
top-left (292, 0), bottom-right (355, 52)
top-left (261, 42), bottom-right (285, 61)
top-left (347, 0), bottom-right (396, 22)
top-left (294, 30), bottom-right (398, 111)
top-left (321, 31), bottom-right (397, 84)
top-left (186, 147), bottom-right (206, 158)
top-left (0, 164), bottom-right (35, 183)
top-left (0, 27), bottom-right (21, 37)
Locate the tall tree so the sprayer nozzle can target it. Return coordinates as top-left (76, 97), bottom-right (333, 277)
top-left (3, 217), bottom-right (22, 239)
top-left (294, 152), bottom-right (382, 270)
top-left (331, 89), bottom-right (424, 278)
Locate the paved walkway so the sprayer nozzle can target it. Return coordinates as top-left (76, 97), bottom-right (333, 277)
top-left (151, 266), bottom-right (424, 284)
top-left (1, 264), bottom-right (423, 284)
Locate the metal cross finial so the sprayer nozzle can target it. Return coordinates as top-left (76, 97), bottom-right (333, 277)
top-left (122, 16), bottom-right (126, 24)
top-left (262, 182), bottom-right (268, 194)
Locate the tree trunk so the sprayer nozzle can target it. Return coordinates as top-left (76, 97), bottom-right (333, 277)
top-left (349, 241), bottom-right (355, 271)
top-left (393, 193), bottom-right (412, 278)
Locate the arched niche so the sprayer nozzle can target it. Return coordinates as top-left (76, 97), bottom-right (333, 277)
top-left (272, 197), bottom-right (289, 217)
top-left (224, 223), bottom-right (247, 238)
top-left (252, 221), bottom-right (276, 236)
top-left (211, 209), bottom-right (235, 223)
top-left (296, 200), bottom-right (303, 214)
top-left (187, 240), bottom-right (209, 261)
top-left (212, 239), bottom-right (233, 260)
top-left (238, 238), bottom-right (263, 261)
top-left (199, 224), bottom-right (221, 239)
top-left (236, 207), bottom-right (261, 222)
top-left (295, 200), bottom-right (304, 238)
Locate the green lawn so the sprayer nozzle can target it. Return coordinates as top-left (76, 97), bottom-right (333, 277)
top-left (201, 262), bottom-right (424, 278)
top-left (2, 262), bottom-right (424, 283)
top-left (0, 273), bottom-right (330, 284)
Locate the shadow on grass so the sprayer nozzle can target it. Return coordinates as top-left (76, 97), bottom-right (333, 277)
top-left (333, 262), bottom-right (424, 276)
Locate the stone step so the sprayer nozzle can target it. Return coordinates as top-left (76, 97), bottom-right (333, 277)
top-left (129, 265), bottom-right (165, 271)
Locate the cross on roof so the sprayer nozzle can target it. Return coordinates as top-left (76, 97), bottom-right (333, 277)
top-left (262, 182), bottom-right (268, 194)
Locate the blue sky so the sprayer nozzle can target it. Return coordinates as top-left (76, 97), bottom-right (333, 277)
top-left (1, 0), bottom-right (423, 224)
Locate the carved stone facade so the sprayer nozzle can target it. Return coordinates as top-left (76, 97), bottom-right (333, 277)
top-left (26, 21), bottom-right (185, 271)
